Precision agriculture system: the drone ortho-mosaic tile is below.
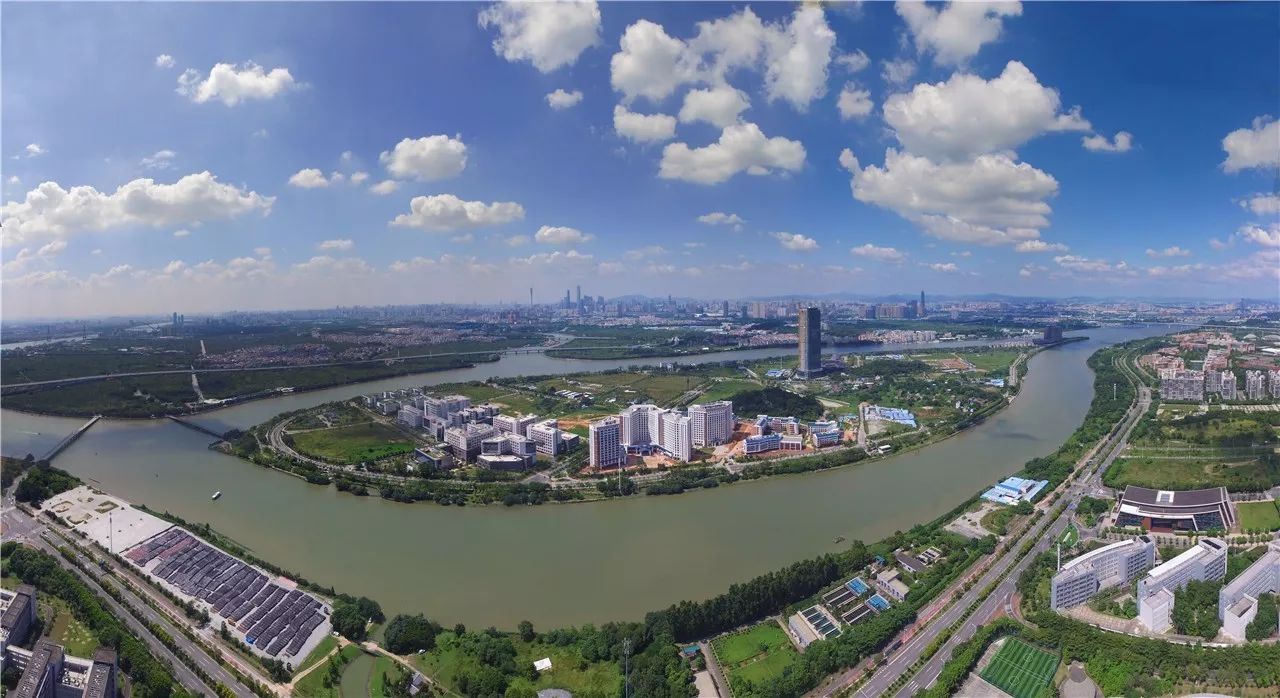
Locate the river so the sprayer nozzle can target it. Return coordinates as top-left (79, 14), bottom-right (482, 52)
top-left (0, 327), bottom-right (1170, 628)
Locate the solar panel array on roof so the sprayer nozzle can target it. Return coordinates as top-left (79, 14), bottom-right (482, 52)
top-left (125, 528), bottom-right (326, 658)
top-left (800, 605), bottom-right (842, 640)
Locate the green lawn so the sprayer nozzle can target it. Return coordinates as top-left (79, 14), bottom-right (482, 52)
top-left (712, 623), bottom-right (790, 665)
top-left (294, 644), bottom-right (363, 698)
top-left (961, 349), bottom-right (1024, 374)
top-left (290, 422), bottom-right (415, 464)
top-left (698, 379), bottom-right (763, 404)
top-left (713, 623), bottom-right (800, 696)
top-left (1060, 524), bottom-right (1079, 548)
top-left (46, 596), bottom-right (98, 656)
top-left (368, 655), bottom-right (405, 697)
top-left (294, 635), bottom-right (339, 676)
top-left (980, 638), bottom-right (1058, 698)
top-left (1237, 501), bottom-right (1280, 532)
top-left (1104, 454), bottom-right (1276, 492)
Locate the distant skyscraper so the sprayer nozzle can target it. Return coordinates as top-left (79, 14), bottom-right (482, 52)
top-left (575, 285), bottom-right (581, 308)
top-left (797, 307), bottom-right (822, 378)
top-left (722, 300), bottom-right (730, 317)
top-left (918, 291), bottom-right (925, 317)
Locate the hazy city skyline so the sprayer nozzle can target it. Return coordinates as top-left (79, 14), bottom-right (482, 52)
top-left (3, 2), bottom-right (1278, 319)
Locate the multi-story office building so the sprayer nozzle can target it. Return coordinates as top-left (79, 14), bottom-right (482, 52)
top-left (1244, 370), bottom-right (1267, 400)
top-left (1137, 538), bottom-right (1228, 632)
top-left (813, 429), bottom-right (842, 447)
top-left (1050, 537), bottom-right (1155, 609)
top-left (1218, 541), bottom-right (1280, 640)
top-left (397, 405), bottom-right (424, 428)
top-left (688, 401), bottom-right (734, 447)
top-left (493, 413), bottom-right (537, 437)
top-left (1, 586), bottom-right (118, 698)
top-left (588, 416), bottom-right (625, 469)
top-left (797, 307), bottom-right (822, 378)
top-left (744, 433), bottom-right (782, 453)
top-left (443, 422), bottom-right (498, 462)
top-left (1116, 486), bottom-right (1235, 531)
top-left (917, 291), bottom-right (926, 317)
top-left (1161, 370), bottom-right (1205, 401)
top-left (421, 394), bottom-right (470, 419)
top-left (528, 419), bottom-right (561, 457)
top-left (479, 434), bottom-right (537, 470)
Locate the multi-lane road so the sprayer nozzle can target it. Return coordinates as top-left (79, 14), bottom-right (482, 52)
top-left (822, 357), bottom-right (1150, 698)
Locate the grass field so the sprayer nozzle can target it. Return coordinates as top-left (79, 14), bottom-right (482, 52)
top-left (294, 635), bottom-right (339, 676)
top-left (1060, 524), bottom-right (1079, 548)
top-left (714, 623), bottom-right (799, 696)
top-left (698, 378), bottom-right (763, 403)
top-left (1237, 500), bottom-right (1280, 531)
top-left (962, 349), bottom-right (1024, 374)
top-left (413, 632), bottom-right (622, 697)
top-left (368, 655), bottom-right (405, 697)
top-left (712, 623), bottom-right (790, 665)
top-left (290, 422), bottom-right (415, 464)
top-left (294, 643), bottom-right (363, 697)
top-left (1103, 454), bottom-right (1275, 492)
top-left (46, 597), bottom-right (98, 656)
top-left (980, 638), bottom-right (1058, 698)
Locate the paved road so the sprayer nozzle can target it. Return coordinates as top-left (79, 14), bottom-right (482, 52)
top-left (827, 360), bottom-right (1150, 698)
top-left (3, 492), bottom-right (257, 697)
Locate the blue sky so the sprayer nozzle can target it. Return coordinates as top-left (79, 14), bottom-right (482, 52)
top-left (2, 1), bottom-right (1278, 318)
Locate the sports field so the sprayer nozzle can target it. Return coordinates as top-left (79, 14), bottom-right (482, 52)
top-left (1237, 500), bottom-right (1280, 531)
top-left (979, 638), bottom-right (1058, 698)
top-left (1060, 524), bottom-right (1079, 547)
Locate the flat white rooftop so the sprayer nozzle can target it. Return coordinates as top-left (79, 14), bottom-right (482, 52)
top-left (42, 486), bottom-right (173, 553)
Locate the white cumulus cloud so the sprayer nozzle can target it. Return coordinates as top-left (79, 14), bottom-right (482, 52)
top-left (1241, 193), bottom-right (1280, 216)
top-left (534, 225), bottom-right (594, 245)
top-left (772, 232), bottom-right (818, 251)
top-left (1082, 131), bottom-right (1133, 153)
top-left (318, 239), bottom-right (355, 251)
top-left (1222, 116), bottom-right (1280, 173)
top-left (546, 89), bottom-right (584, 110)
top-left (837, 85), bottom-right (873, 120)
top-left (177, 62), bottom-right (297, 106)
top-left (1, 172), bottom-right (274, 247)
top-left (697, 212), bottom-right (745, 231)
top-left (380, 135), bottom-right (468, 181)
top-left (850, 243), bottom-right (905, 263)
top-left (895, 1), bottom-right (1022, 66)
top-left (660, 122), bottom-right (805, 185)
top-left (1145, 246), bottom-right (1191, 258)
top-left (613, 105), bottom-right (677, 143)
top-left (389, 194), bottom-right (525, 232)
top-left (478, 0), bottom-right (601, 73)
top-left (679, 86), bottom-right (749, 128)
top-left (155, 54), bottom-right (175, 69)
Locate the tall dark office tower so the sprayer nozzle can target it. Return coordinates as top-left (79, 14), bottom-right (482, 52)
top-left (797, 307), bottom-right (822, 378)
top-left (575, 285), bottom-right (581, 307)
top-left (722, 300), bottom-right (730, 317)
top-left (918, 291), bottom-right (925, 316)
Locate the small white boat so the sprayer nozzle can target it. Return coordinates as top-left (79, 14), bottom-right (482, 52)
top-left (211, 491), bottom-right (223, 500)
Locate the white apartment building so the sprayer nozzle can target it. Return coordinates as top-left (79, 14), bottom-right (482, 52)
top-left (688, 401), bottom-right (734, 447)
top-left (588, 416), bottom-right (624, 469)
top-left (1137, 538), bottom-right (1227, 632)
top-left (1218, 370), bottom-right (1238, 401)
top-left (1244, 370), bottom-right (1267, 400)
top-left (528, 419), bottom-right (561, 457)
top-left (619, 404), bottom-right (657, 447)
top-left (660, 411), bottom-right (693, 462)
top-left (1271, 370), bottom-right (1280, 398)
top-left (493, 413), bottom-right (537, 437)
top-left (1051, 537), bottom-right (1155, 609)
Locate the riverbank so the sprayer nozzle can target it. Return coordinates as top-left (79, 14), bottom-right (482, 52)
top-left (0, 327), bottom-right (1172, 628)
top-left (222, 344), bottom-right (1034, 508)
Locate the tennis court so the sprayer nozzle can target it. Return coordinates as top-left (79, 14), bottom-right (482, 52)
top-left (979, 638), bottom-right (1058, 698)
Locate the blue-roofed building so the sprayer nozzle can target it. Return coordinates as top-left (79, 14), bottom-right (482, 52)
top-left (813, 429), bottom-right (841, 447)
top-left (981, 476), bottom-right (1049, 506)
top-left (862, 405), bottom-right (917, 428)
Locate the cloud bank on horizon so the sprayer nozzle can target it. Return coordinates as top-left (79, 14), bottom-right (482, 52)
top-left (1, 0), bottom-right (1277, 317)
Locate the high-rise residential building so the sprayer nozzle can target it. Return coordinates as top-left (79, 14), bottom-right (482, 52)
top-left (589, 416), bottom-right (624, 468)
top-left (1219, 370), bottom-right (1238, 401)
top-left (1244, 370), bottom-right (1266, 400)
top-left (660, 411), bottom-right (693, 462)
top-left (1161, 370), bottom-right (1204, 401)
top-left (1051, 537), bottom-right (1155, 609)
top-left (619, 404), bottom-right (657, 447)
top-left (689, 401), bottom-right (734, 447)
top-left (797, 307), bottom-right (822, 378)
top-left (1271, 370), bottom-right (1280, 398)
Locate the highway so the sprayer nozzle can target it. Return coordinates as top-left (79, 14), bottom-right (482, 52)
top-left (2, 487), bottom-right (259, 697)
top-left (823, 354), bottom-right (1149, 698)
